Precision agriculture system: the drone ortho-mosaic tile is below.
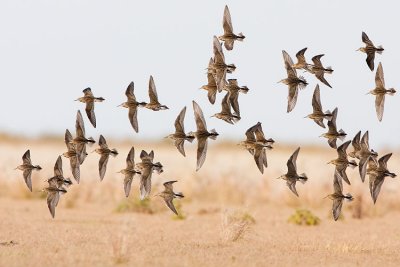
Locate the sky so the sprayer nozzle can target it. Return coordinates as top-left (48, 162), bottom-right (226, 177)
top-left (0, 0), bottom-right (399, 149)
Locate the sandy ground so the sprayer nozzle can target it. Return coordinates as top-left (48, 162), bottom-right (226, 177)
top-left (1, 139), bottom-right (400, 266)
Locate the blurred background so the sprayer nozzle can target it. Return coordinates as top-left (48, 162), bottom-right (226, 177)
top-left (0, 0), bottom-right (399, 149)
top-left (1, 2), bottom-right (400, 266)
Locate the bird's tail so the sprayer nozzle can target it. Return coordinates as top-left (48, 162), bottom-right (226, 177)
top-left (338, 129), bottom-right (347, 140)
top-left (386, 171), bottom-right (397, 178)
top-left (58, 188), bottom-right (68, 195)
top-left (111, 149), bottom-right (119, 157)
top-left (174, 192), bottom-right (184, 198)
top-left (349, 160), bottom-right (358, 169)
top-left (64, 178), bottom-right (73, 188)
top-left (298, 173), bottom-right (308, 184)
top-left (324, 110), bottom-right (333, 121)
top-left (325, 67), bottom-right (334, 74)
top-left (186, 132), bottom-right (195, 141)
top-left (387, 89), bottom-right (396, 96)
top-left (209, 129), bottom-right (219, 140)
top-left (298, 76), bottom-right (307, 89)
top-left (344, 193), bottom-right (354, 201)
top-left (185, 135), bottom-right (195, 143)
top-left (153, 162), bottom-right (164, 174)
top-left (239, 86), bottom-right (249, 94)
top-left (87, 137), bottom-right (95, 146)
top-left (232, 115), bottom-right (241, 123)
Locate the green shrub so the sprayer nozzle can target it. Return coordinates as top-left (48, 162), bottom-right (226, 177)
top-left (115, 198), bottom-right (154, 214)
top-left (288, 209), bottom-right (320, 226)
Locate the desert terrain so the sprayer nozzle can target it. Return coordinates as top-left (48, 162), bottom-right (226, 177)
top-left (1, 137), bottom-right (400, 266)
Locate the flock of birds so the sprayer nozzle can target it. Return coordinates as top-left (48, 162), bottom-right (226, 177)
top-left (15, 5), bottom-right (397, 221)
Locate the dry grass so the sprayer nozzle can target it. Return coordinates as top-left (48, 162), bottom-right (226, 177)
top-left (110, 219), bottom-right (135, 264)
top-left (220, 208), bottom-right (254, 242)
top-left (1, 139), bottom-right (400, 266)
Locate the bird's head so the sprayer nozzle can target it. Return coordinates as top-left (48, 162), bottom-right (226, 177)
top-left (356, 47), bottom-right (366, 53)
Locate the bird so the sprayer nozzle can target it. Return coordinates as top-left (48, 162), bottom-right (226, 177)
top-left (223, 78), bottom-right (249, 118)
top-left (200, 58), bottom-right (218, 104)
top-left (94, 135), bottom-right (118, 181)
top-left (252, 122), bottom-right (274, 168)
top-left (356, 131), bottom-right (378, 182)
top-left (325, 172), bottom-right (354, 221)
top-left (166, 106), bottom-right (195, 157)
top-left (305, 84), bottom-right (332, 128)
top-left (292, 47), bottom-right (312, 71)
top-left (250, 122), bottom-right (275, 147)
top-left (367, 62), bottom-right (396, 122)
top-left (357, 31), bottom-right (384, 71)
top-left (15, 149), bottom-right (42, 192)
top-left (189, 101), bottom-right (219, 171)
top-left (42, 185), bottom-right (67, 218)
top-left (279, 50), bottom-right (308, 112)
top-left (135, 150), bottom-right (164, 200)
top-left (118, 82), bottom-right (147, 133)
top-left (70, 110), bottom-right (95, 164)
top-left (75, 88), bottom-right (104, 128)
top-left (155, 180), bottom-right (184, 215)
top-left (277, 147), bottom-right (308, 196)
top-left (218, 5), bottom-right (245, 51)
top-left (320, 107), bottom-right (346, 149)
top-left (62, 129), bottom-right (81, 183)
top-left (46, 156), bottom-right (73, 188)
top-left (239, 123), bottom-right (272, 174)
top-left (117, 147), bottom-right (141, 198)
top-left (211, 92), bottom-right (240, 124)
top-left (145, 76), bottom-right (169, 111)
top-left (210, 36), bottom-right (236, 92)
top-left (348, 131), bottom-right (362, 159)
top-left (367, 153), bottom-right (397, 204)
top-left (309, 54), bottom-right (333, 88)
top-left (328, 140), bottom-right (358, 186)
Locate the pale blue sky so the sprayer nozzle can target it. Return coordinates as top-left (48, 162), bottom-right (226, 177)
top-left (0, 1), bottom-right (399, 148)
